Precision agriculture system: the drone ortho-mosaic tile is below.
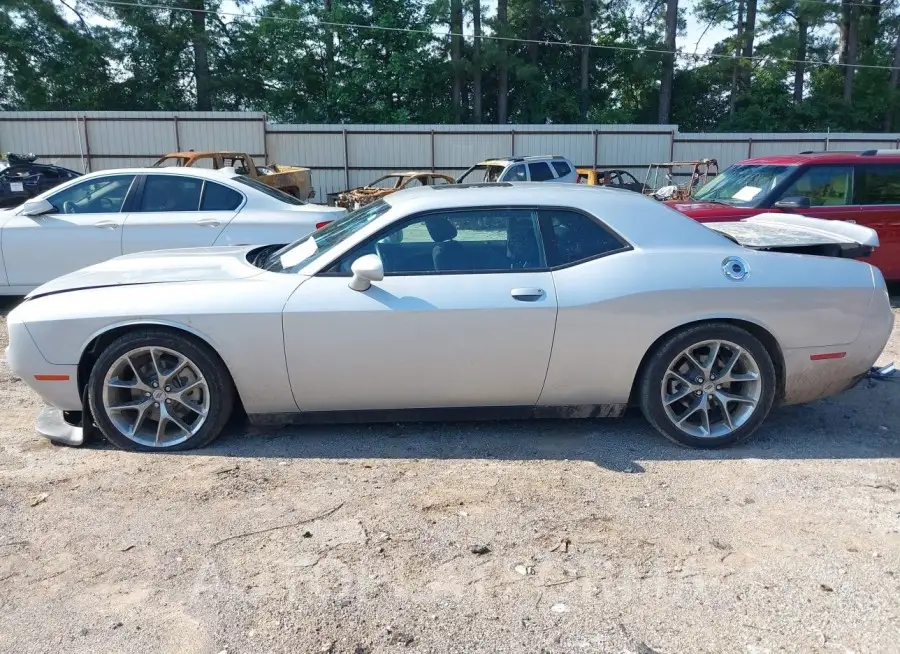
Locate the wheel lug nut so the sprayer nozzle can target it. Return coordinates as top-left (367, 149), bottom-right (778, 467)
top-left (152, 382), bottom-right (158, 388)
top-left (710, 374), bottom-right (716, 380)
top-left (165, 399), bottom-right (171, 404)
top-left (716, 384), bottom-right (722, 390)
top-left (695, 390), bottom-right (702, 396)
top-left (165, 386), bottom-right (171, 392)
top-left (696, 377), bottom-right (704, 383)
top-left (155, 402), bottom-right (160, 407)
top-left (145, 392), bottom-right (151, 397)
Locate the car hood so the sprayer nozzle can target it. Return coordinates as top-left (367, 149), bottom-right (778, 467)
top-left (665, 201), bottom-right (761, 221)
top-left (27, 245), bottom-right (266, 299)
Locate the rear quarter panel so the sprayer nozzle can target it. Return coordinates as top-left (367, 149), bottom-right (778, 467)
top-left (538, 247), bottom-right (875, 406)
top-left (214, 210), bottom-right (320, 246)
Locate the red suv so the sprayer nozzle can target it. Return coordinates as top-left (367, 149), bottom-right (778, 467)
top-left (667, 150), bottom-right (900, 281)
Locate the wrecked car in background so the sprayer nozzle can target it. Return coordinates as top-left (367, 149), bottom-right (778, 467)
top-left (644, 158), bottom-right (719, 201)
top-left (457, 155), bottom-right (578, 184)
top-left (576, 167), bottom-right (645, 193)
top-left (0, 153), bottom-right (81, 208)
top-left (327, 172), bottom-right (455, 209)
top-left (153, 151), bottom-right (315, 201)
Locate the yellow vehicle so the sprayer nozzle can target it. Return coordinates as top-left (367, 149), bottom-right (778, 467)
top-left (576, 167), bottom-right (645, 193)
top-left (153, 151), bottom-right (314, 201)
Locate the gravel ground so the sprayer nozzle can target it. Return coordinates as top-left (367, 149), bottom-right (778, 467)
top-left (0, 297), bottom-right (898, 654)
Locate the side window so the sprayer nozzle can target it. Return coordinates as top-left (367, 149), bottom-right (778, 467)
top-left (857, 165), bottom-right (900, 205)
top-left (501, 164), bottom-right (527, 182)
top-left (341, 209), bottom-right (544, 275)
top-left (48, 174), bottom-right (136, 214)
top-left (138, 175), bottom-right (203, 212)
top-left (777, 166), bottom-right (854, 206)
top-left (551, 161), bottom-right (571, 177)
top-left (529, 162), bottom-right (555, 182)
top-left (539, 209), bottom-right (627, 267)
top-left (200, 181), bottom-right (243, 211)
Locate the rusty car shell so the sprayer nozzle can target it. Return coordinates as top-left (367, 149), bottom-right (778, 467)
top-left (328, 172), bottom-right (456, 209)
top-left (153, 151), bottom-right (314, 201)
top-left (643, 159), bottom-right (719, 201)
top-left (575, 167), bottom-right (645, 193)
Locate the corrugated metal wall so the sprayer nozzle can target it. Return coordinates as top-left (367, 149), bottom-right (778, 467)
top-left (4, 112), bottom-right (900, 202)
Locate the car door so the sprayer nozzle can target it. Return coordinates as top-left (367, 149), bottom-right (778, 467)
top-left (121, 174), bottom-right (238, 254)
top-left (500, 163), bottom-right (528, 182)
top-left (528, 161), bottom-right (556, 183)
top-left (282, 208), bottom-right (559, 412)
top-left (1, 173), bottom-right (135, 287)
top-left (852, 163), bottom-right (900, 281)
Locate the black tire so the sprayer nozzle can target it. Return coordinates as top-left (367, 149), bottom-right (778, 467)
top-left (88, 328), bottom-right (235, 452)
top-left (638, 322), bottom-right (777, 449)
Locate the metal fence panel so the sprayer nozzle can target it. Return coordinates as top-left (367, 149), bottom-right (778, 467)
top-left (434, 132), bottom-right (512, 169)
top-left (348, 133), bottom-right (431, 169)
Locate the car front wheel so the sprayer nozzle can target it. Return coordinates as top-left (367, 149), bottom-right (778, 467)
top-left (638, 323), bottom-right (777, 448)
top-left (88, 329), bottom-right (235, 452)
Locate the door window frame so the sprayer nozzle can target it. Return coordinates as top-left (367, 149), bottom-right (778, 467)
top-left (45, 173), bottom-right (140, 214)
top-left (318, 205), bottom-right (633, 277)
top-left (129, 174), bottom-right (246, 213)
top-left (767, 164), bottom-right (859, 207)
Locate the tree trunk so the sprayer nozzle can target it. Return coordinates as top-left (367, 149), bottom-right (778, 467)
top-left (496, 0), bottom-right (508, 124)
top-left (323, 0), bottom-right (333, 121)
top-left (527, 0), bottom-right (541, 121)
top-left (580, 0), bottom-right (591, 121)
top-left (450, 0), bottom-right (463, 122)
top-left (860, 0), bottom-right (881, 59)
top-left (739, 0), bottom-right (757, 90)
top-left (885, 32), bottom-right (900, 131)
top-left (793, 18), bottom-right (807, 105)
top-left (658, 0), bottom-right (677, 124)
top-left (842, 2), bottom-right (860, 105)
top-left (188, 0), bottom-right (211, 111)
top-left (473, 0), bottom-right (482, 123)
top-left (729, 0), bottom-right (744, 116)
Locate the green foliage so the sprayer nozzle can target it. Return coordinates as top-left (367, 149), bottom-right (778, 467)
top-left (1, 0), bottom-right (900, 131)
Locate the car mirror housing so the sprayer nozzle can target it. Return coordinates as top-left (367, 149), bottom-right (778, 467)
top-left (773, 196), bottom-right (811, 210)
top-left (21, 198), bottom-right (54, 217)
top-left (348, 254), bottom-right (384, 291)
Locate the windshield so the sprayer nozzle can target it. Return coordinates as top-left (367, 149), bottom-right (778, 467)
top-left (458, 164), bottom-right (505, 184)
top-left (693, 164), bottom-right (794, 206)
top-left (232, 175), bottom-right (306, 205)
top-left (263, 199), bottom-right (391, 273)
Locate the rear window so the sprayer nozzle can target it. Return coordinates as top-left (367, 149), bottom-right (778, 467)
top-left (232, 175), bottom-right (305, 205)
top-left (551, 161), bottom-right (571, 177)
top-left (201, 181), bottom-right (243, 210)
top-left (857, 165), bottom-right (900, 204)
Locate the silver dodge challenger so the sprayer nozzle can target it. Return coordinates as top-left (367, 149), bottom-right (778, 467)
top-left (5, 182), bottom-right (894, 452)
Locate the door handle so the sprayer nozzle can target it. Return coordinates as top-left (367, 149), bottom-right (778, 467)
top-left (93, 220), bottom-right (119, 229)
top-left (197, 218), bottom-right (221, 227)
top-left (511, 288), bottom-right (545, 301)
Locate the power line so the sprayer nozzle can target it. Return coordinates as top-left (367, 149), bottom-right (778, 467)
top-left (83, 0), bottom-right (900, 72)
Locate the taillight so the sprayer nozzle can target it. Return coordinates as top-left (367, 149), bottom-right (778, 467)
top-left (316, 221), bottom-right (332, 229)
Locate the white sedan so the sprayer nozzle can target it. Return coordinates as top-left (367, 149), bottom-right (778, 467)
top-left (0, 166), bottom-right (346, 295)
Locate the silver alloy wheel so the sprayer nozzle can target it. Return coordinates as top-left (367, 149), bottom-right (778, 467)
top-left (102, 346), bottom-right (211, 448)
top-left (660, 339), bottom-right (762, 439)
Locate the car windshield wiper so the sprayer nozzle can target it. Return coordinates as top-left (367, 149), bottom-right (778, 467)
top-left (695, 198), bottom-right (734, 206)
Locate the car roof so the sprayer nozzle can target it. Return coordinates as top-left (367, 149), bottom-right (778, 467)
top-left (160, 151), bottom-right (247, 158)
top-left (378, 182), bottom-right (728, 250)
top-left (478, 155), bottom-right (571, 166)
top-left (741, 150), bottom-right (900, 166)
top-left (79, 167), bottom-right (240, 181)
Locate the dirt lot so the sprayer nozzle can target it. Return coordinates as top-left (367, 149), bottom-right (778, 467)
top-left (0, 299), bottom-right (898, 654)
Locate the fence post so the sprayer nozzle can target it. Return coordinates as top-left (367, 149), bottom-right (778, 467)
top-left (669, 129), bottom-right (676, 162)
top-left (262, 113), bottom-right (269, 162)
top-left (342, 128), bottom-right (350, 189)
top-left (747, 137), bottom-right (753, 158)
top-left (430, 129), bottom-right (435, 172)
top-left (173, 116), bottom-right (181, 151)
top-left (592, 129), bottom-right (598, 168)
top-left (82, 116), bottom-right (93, 173)
top-left (510, 129), bottom-right (515, 157)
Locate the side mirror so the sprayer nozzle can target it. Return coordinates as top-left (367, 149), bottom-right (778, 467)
top-left (773, 196), bottom-right (811, 210)
top-left (21, 198), bottom-right (54, 217)
top-left (348, 254), bottom-right (384, 292)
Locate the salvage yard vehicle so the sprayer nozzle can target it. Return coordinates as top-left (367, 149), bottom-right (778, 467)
top-left (576, 167), bottom-right (644, 193)
top-left (667, 149), bottom-right (900, 282)
top-left (644, 158), bottom-right (719, 201)
top-left (0, 167), bottom-right (345, 295)
top-left (8, 183), bottom-right (892, 453)
top-left (153, 151), bottom-right (315, 201)
top-left (327, 171), bottom-right (455, 209)
top-left (0, 153), bottom-right (81, 208)
top-left (457, 155), bottom-right (577, 184)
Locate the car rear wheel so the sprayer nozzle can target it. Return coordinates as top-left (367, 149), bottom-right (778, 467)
top-left (88, 329), bottom-right (235, 452)
top-left (638, 323), bottom-right (777, 448)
